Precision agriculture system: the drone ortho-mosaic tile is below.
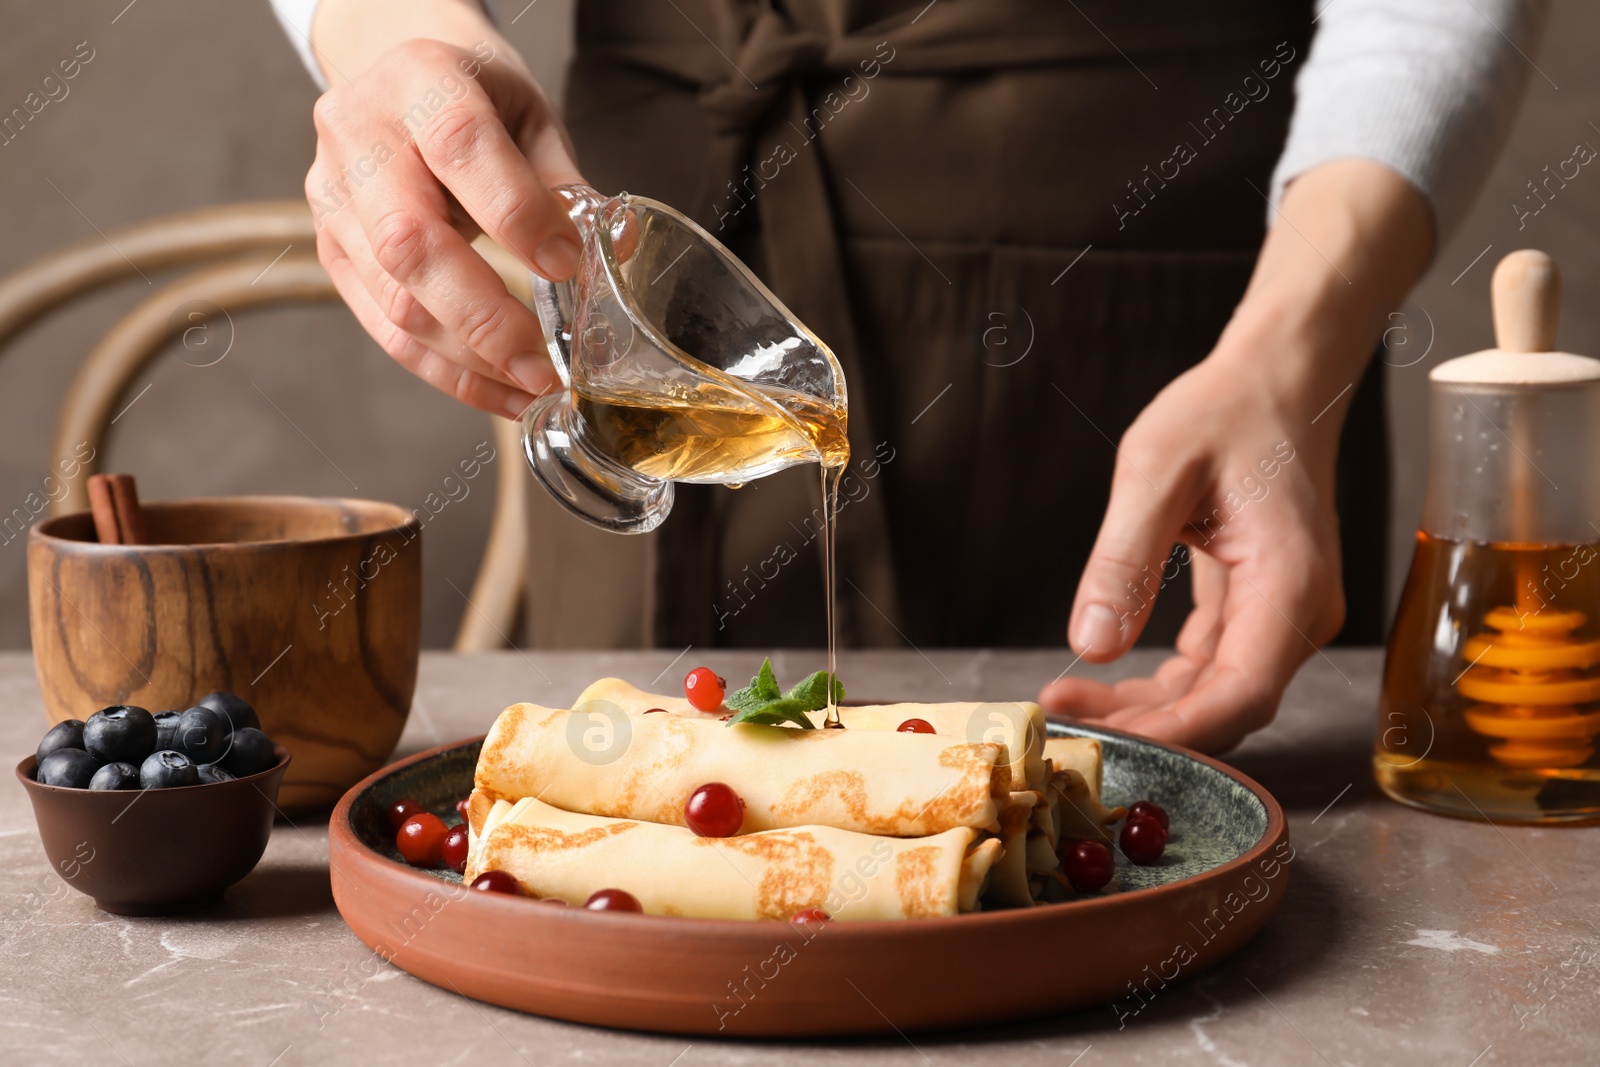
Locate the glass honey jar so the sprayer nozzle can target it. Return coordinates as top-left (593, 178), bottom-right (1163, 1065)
top-left (1378, 250), bottom-right (1600, 823)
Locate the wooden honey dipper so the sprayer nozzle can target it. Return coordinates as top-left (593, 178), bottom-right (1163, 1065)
top-left (1454, 251), bottom-right (1600, 768)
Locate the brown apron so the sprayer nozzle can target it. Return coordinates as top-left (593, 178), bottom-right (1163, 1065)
top-left (525, 0), bottom-right (1389, 650)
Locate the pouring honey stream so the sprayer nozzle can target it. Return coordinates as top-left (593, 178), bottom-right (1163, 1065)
top-left (1378, 249), bottom-right (1600, 822)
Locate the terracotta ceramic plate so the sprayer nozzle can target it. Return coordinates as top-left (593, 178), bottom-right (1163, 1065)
top-left (328, 722), bottom-right (1289, 1037)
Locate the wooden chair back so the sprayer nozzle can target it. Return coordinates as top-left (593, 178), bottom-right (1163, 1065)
top-left (0, 200), bottom-right (527, 651)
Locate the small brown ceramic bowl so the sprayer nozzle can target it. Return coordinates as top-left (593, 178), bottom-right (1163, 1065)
top-left (27, 496), bottom-right (421, 813)
top-left (15, 745), bottom-right (290, 915)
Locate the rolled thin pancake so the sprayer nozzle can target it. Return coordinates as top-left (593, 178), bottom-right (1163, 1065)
top-left (831, 702), bottom-right (1051, 902)
top-left (831, 702), bottom-right (1046, 794)
top-left (574, 679), bottom-right (1046, 790)
top-left (475, 703), bottom-right (1028, 838)
top-left (568, 681), bottom-right (1113, 905)
top-left (793, 703), bottom-right (1051, 907)
top-left (575, 677), bottom-right (706, 719)
top-left (1044, 737), bottom-right (1125, 842)
top-left (468, 795), bottom-right (1003, 920)
top-left (1045, 736), bottom-right (1103, 796)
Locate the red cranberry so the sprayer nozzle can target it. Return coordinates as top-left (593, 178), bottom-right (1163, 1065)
top-left (441, 824), bottom-right (470, 874)
top-left (685, 782), bottom-right (745, 837)
top-left (1120, 815), bottom-right (1167, 865)
top-left (896, 718), bottom-right (936, 734)
top-left (396, 813), bottom-right (448, 866)
top-left (684, 667), bottom-right (726, 711)
top-left (455, 797), bottom-right (470, 820)
top-left (470, 870), bottom-right (519, 894)
top-left (1127, 800), bottom-right (1169, 831)
top-left (1061, 839), bottom-right (1114, 891)
top-left (585, 888), bottom-right (642, 912)
top-left (791, 907), bottom-right (831, 924)
top-left (386, 797), bottom-right (424, 831)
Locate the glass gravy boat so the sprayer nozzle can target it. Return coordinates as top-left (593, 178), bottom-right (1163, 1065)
top-left (521, 184), bottom-right (849, 534)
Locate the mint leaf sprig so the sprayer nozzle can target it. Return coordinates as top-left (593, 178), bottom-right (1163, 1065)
top-left (724, 658), bottom-right (844, 729)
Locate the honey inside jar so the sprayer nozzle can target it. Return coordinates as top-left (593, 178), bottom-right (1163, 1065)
top-left (1377, 534), bottom-right (1600, 822)
top-left (1376, 251), bottom-right (1600, 823)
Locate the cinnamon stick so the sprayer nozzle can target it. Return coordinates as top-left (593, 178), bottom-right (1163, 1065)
top-left (85, 473), bottom-right (146, 545)
top-left (86, 475), bottom-right (121, 545)
top-left (107, 474), bottom-right (146, 546)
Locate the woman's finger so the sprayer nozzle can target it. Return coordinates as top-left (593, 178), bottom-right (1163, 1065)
top-left (321, 231), bottom-right (536, 418)
top-left (1172, 550), bottom-right (1227, 662)
top-left (1129, 552), bottom-right (1327, 752)
top-left (396, 53), bottom-right (583, 279)
top-left (1106, 667), bottom-right (1269, 754)
top-left (1101, 704), bottom-right (1167, 731)
top-left (318, 225), bottom-right (527, 391)
top-left (313, 98), bottom-right (557, 395)
top-left (1038, 652), bottom-right (1201, 720)
top-left (1039, 676), bottom-right (1135, 720)
top-left (1068, 448), bottom-right (1205, 662)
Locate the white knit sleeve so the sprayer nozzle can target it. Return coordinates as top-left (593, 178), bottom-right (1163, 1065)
top-left (268, 0), bottom-right (330, 89)
top-left (1269, 0), bottom-right (1552, 244)
top-left (268, 0), bottom-right (499, 91)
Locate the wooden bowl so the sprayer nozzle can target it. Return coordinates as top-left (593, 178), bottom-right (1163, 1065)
top-left (327, 723), bottom-right (1291, 1036)
top-left (15, 745), bottom-right (291, 915)
top-left (28, 496), bottom-right (420, 812)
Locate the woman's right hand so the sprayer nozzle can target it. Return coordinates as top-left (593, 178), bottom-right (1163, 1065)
top-left (306, 38), bottom-right (586, 418)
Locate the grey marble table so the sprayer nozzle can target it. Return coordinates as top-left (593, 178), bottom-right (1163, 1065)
top-left (2, 649), bottom-right (1594, 1066)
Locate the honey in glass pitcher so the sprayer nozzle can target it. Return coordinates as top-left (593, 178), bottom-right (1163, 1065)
top-left (1377, 251), bottom-right (1600, 823)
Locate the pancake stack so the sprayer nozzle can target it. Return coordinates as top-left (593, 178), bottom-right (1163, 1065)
top-left (463, 679), bottom-right (1123, 920)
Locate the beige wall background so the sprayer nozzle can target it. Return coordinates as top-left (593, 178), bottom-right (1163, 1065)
top-left (0, 0), bottom-right (1595, 650)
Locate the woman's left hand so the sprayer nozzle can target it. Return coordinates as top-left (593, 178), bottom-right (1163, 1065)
top-left (1038, 158), bottom-right (1434, 752)
top-left (1037, 354), bottom-right (1346, 753)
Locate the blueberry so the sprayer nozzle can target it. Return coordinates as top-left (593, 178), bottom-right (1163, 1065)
top-left (175, 706), bottom-right (230, 765)
top-left (82, 705), bottom-right (157, 765)
top-left (197, 691), bottom-right (260, 733)
top-left (88, 762), bottom-right (140, 790)
top-left (140, 750), bottom-right (198, 789)
top-left (153, 710), bottom-right (182, 751)
top-left (36, 749), bottom-right (100, 788)
top-left (197, 764), bottom-right (236, 785)
top-left (36, 719), bottom-right (85, 765)
top-left (220, 728), bottom-right (277, 777)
